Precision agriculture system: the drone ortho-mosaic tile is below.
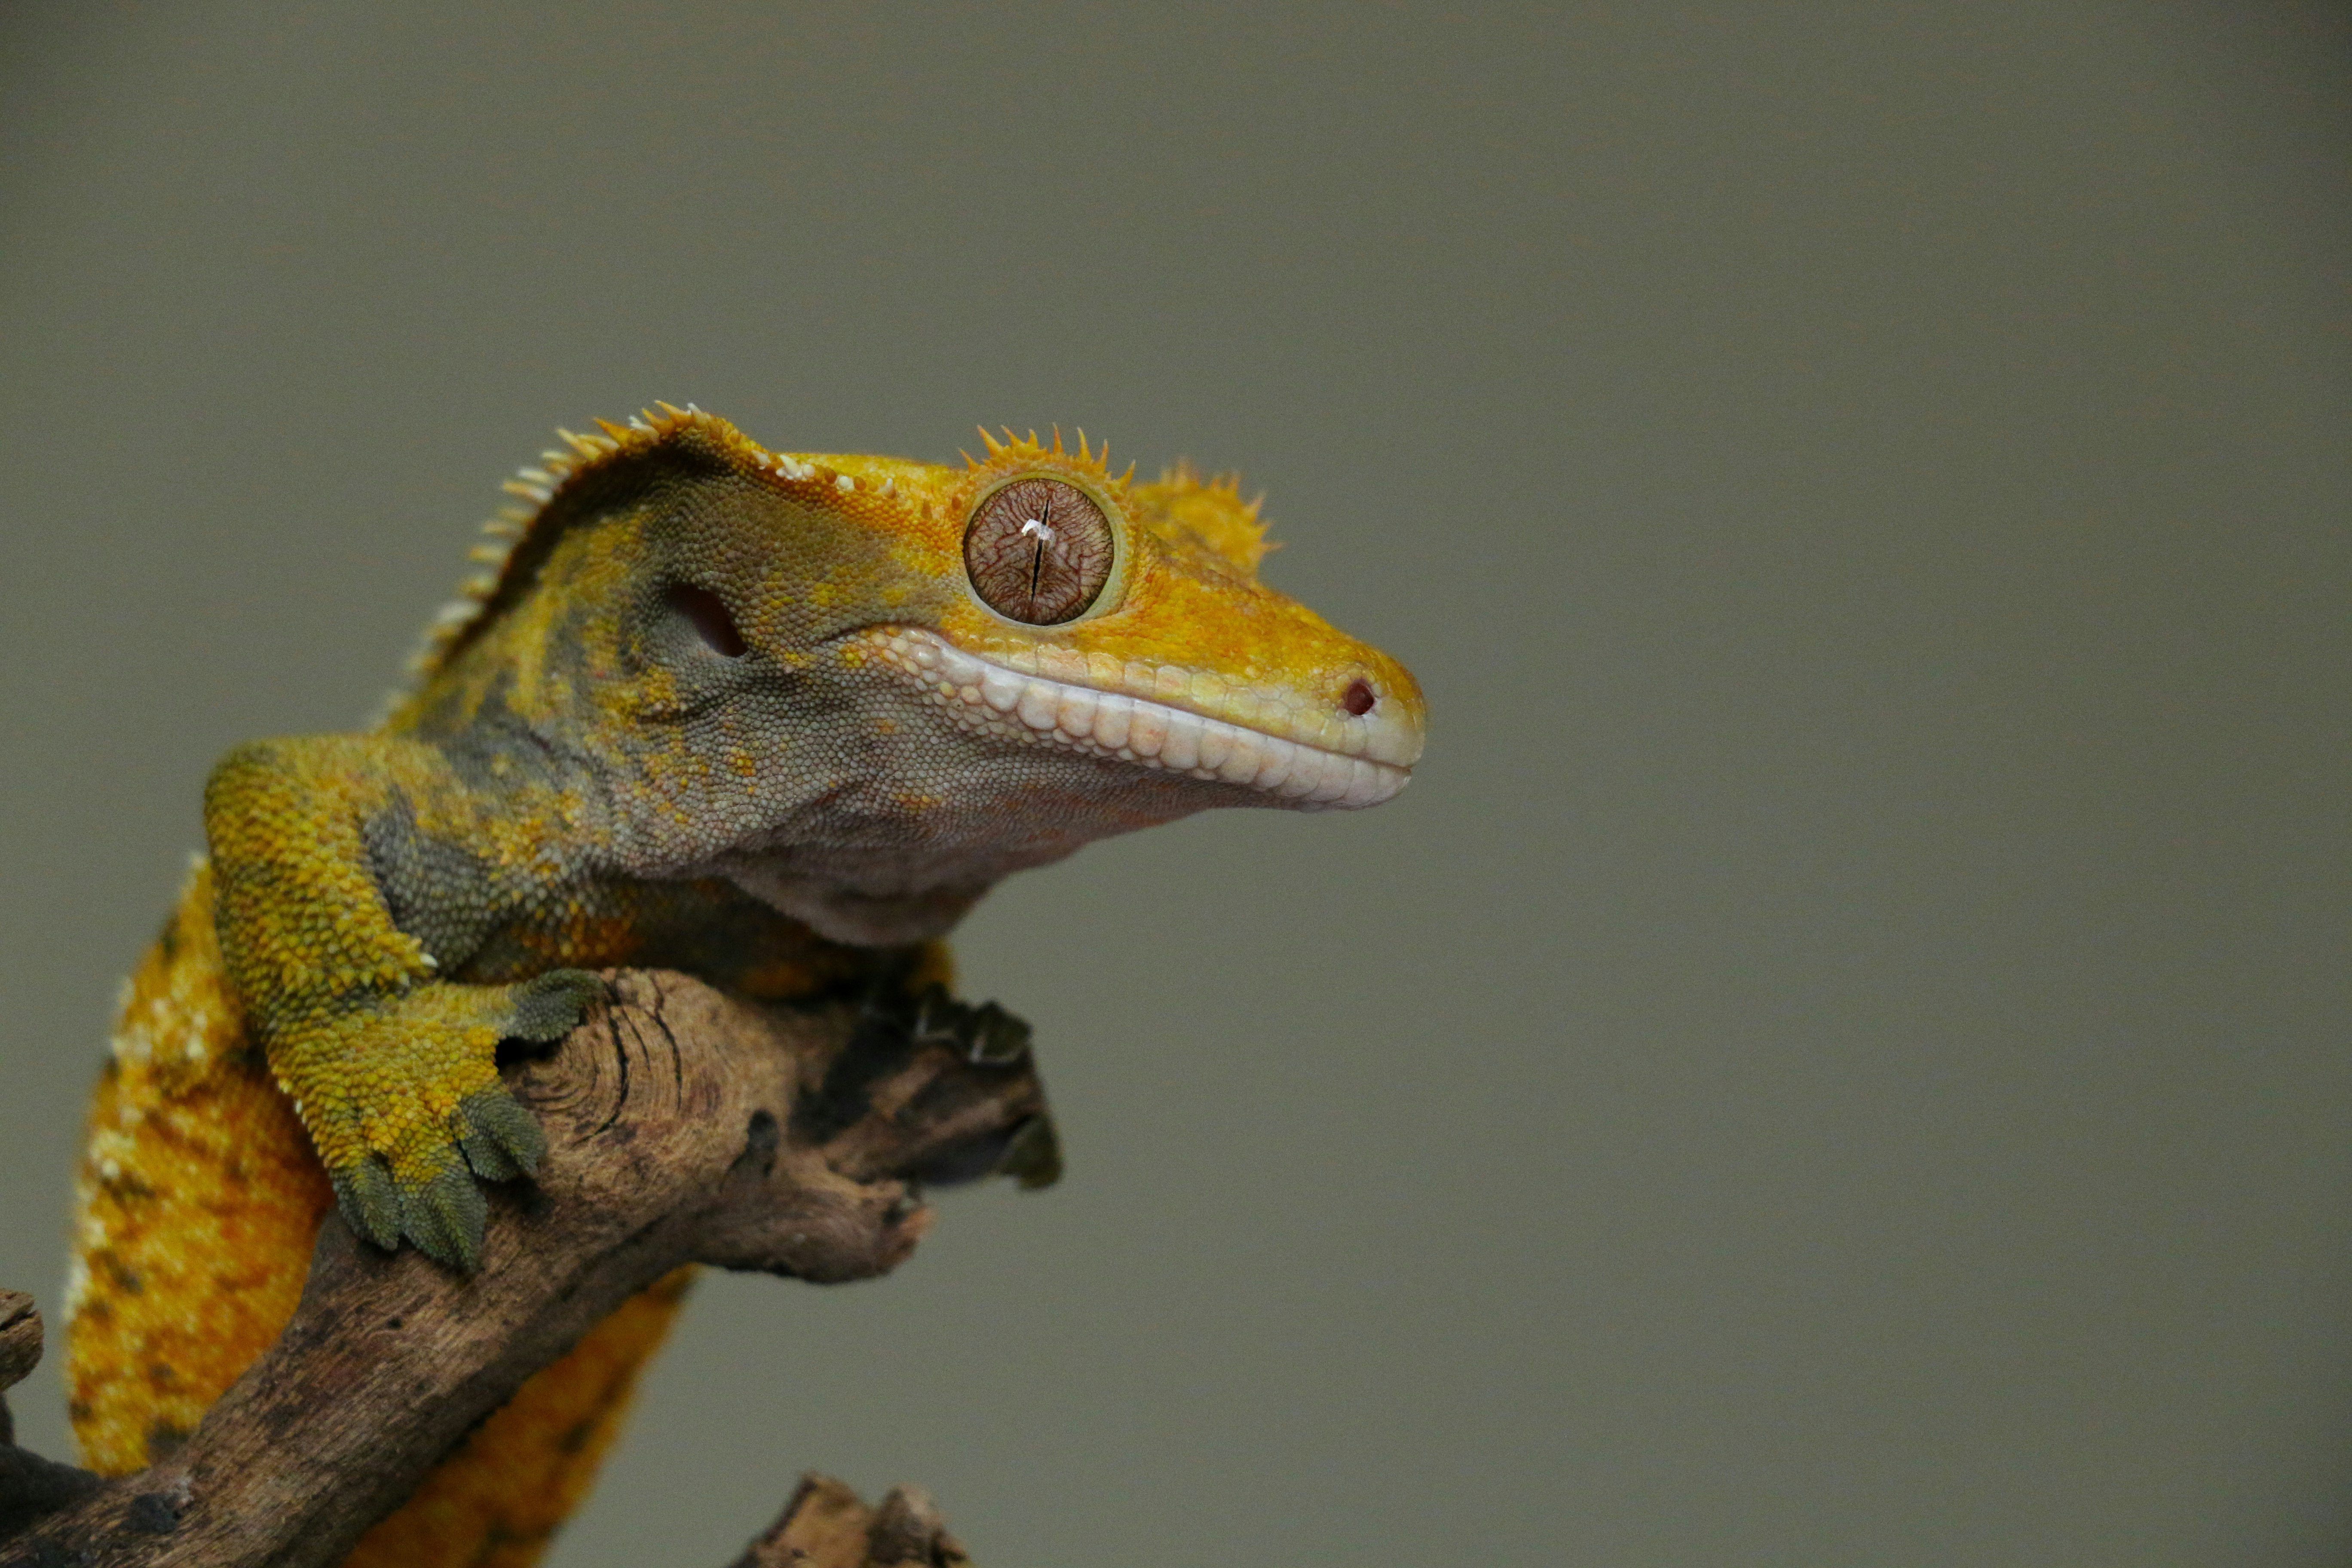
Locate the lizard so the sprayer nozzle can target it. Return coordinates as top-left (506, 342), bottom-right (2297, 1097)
top-left (61, 405), bottom-right (1425, 1566)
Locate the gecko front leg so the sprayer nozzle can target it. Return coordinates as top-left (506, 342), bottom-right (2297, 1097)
top-left (205, 736), bottom-right (603, 1269)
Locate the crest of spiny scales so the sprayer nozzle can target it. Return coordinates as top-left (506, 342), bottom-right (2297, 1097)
top-left (372, 403), bottom-right (721, 723)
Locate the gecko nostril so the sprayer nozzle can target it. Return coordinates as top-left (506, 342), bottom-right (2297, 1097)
top-left (1341, 679), bottom-right (1375, 717)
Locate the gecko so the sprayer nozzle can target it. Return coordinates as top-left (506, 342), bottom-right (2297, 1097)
top-left (62, 406), bottom-right (1425, 1566)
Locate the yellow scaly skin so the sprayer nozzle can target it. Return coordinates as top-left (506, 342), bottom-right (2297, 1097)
top-left (65, 408), bottom-right (1426, 1565)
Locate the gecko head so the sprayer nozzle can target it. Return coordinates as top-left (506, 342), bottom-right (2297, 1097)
top-left (398, 409), bottom-right (1424, 943)
top-left (849, 426), bottom-right (1425, 809)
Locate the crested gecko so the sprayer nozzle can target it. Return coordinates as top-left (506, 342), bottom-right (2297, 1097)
top-left (64, 407), bottom-right (1425, 1565)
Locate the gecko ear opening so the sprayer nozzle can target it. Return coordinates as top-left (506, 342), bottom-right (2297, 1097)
top-left (665, 583), bottom-right (748, 658)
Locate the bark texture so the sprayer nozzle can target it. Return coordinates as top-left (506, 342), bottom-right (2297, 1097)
top-left (0, 971), bottom-right (1047, 1566)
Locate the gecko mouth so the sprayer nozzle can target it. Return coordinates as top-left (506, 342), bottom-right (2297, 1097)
top-left (862, 628), bottom-right (1411, 810)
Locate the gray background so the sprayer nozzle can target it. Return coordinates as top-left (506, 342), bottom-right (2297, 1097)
top-left (2, 3), bottom-right (2346, 1564)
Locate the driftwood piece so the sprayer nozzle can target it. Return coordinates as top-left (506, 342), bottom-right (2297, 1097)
top-left (0, 1291), bottom-right (37, 1448)
top-left (0, 971), bottom-right (1050, 1566)
top-left (1, 1292), bottom-right (106, 1542)
top-left (732, 1474), bottom-right (971, 1567)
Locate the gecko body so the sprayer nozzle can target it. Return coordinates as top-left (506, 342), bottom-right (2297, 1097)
top-left (66, 408), bottom-right (1424, 1565)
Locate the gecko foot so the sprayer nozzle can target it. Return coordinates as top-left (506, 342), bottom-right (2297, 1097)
top-left (791, 983), bottom-right (1058, 1189)
top-left (300, 971), bottom-right (608, 1272)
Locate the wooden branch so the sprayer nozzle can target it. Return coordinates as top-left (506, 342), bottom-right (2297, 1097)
top-left (0, 1290), bottom-right (37, 1446)
top-left (733, 1474), bottom-right (972, 1567)
top-left (1, 1290), bottom-right (108, 1542)
top-left (0, 971), bottom-right (1050, 1567)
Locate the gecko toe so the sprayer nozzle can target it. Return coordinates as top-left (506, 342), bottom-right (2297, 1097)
top-left (962, 1000), bottom-right (1032, 1066)
top-left (454, 1086), bottom-right (548, 1181)
top-left (507, 969), bottom-right (608, 1043)
top-left (399, 1163), bottom-right (488, 1273)
top-left (330, 1155), bottom-right (405, 1252)
top-left (998, 1115), bottom-right (1063, 1190)
top-left (901, 986), bottom-right (1031, 1065)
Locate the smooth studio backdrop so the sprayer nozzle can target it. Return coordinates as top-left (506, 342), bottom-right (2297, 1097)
top-left (2, 5), bottom-right (2347, 1564)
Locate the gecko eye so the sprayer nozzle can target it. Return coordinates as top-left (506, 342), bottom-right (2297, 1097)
top-left (963, 478), bottom-right (1115, 625)
top-left (665, 583), bottom-right (747, 658)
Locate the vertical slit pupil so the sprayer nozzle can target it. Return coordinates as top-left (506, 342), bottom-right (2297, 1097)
top-left (1028, 493), bottom-right (1051, 608)
top-left (1343, 679), bottom-right (1376, 717)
